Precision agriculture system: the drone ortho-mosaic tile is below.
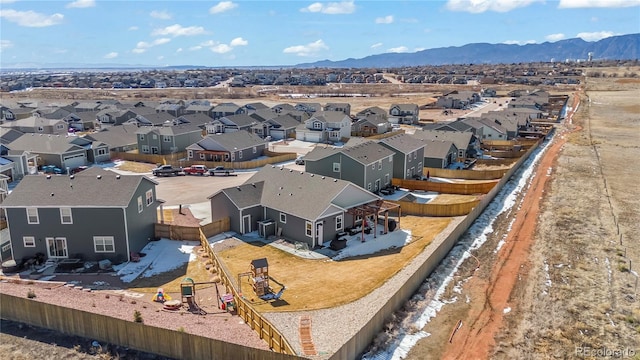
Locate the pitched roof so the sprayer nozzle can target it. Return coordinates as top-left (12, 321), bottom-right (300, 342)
top-left (378, 133), bottom-right (425, 153)
top-left (217, 181), bottom-right (264, 209)
top-left (84, 125), bottom-right (139, 148)
top-left (221, 114), bottom-right (258, 127)
top-left (302, 145), bottom-right (339, 161)
top-left (193, 130), bottom-right (266, 152)
top-left (5, 133), bottom-right (84, 154)
top-left (2, 168), bottom-right (157, 208)
top-left (0, 128), bottom-right (25, 145)
top-left (136, 112), bottom-right (175, 126)
top-left (340, 141), bottom-right (394, 165)
top-left (267, 114), bottom-right (300, 128)
top-left (243, 165), bottom-right (379, 220)
top-left (412, 129), bottom-right (472, 151)
top-left (423, 139), bottom-right (456, 159)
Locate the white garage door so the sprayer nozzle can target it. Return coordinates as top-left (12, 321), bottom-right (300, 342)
top-left (303, 132), bottom-right (322, 143)
top-left (270, 129), bottom-right (285, 140)
top-left (63, 153), bottom-right (87, 170)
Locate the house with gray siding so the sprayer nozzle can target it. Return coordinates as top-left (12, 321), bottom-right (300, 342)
top-left (4, 133), bottom-right (89, 170)
top-left (186, 130), bottom-right (266, 162)
top-left (208, 165), bottom-right (380, 248)
top-left (388, 104), bottom-right (419, 124)
top-left (421, 139), bottom-right (458, 169)
top-left (304, 141), bottom-right (395, 193)
top-left (412, 129), bottom-right (480, 160)
top-left (1, 168), bottom-right (159, 263)
top-left (0, 116), bottom-right (68, 135)
top-left (136, 123), bottom-right (204, 155)
top-left (84, 124), bottom-right (139, 152)
top-left (378, 133), bottom-right (425, 179)
top-left (295, 111), bottom-right (352, 143)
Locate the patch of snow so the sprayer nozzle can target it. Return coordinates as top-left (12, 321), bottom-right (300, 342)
top-left (503, 307), bottom-right (511, 314)
top-left (363, 133), bottom-right (554, 360)
top-left (332, 229), bottom-right (412, 261)
top-left (114, 239), bottom-right (199, 283)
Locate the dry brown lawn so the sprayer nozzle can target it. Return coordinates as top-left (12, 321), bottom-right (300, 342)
top-left (115, 161), bottom-right (155, 173)
top-left (217, 216), bottom-right (452, 312)
top-left (430, 194), bottom-right (479, 204)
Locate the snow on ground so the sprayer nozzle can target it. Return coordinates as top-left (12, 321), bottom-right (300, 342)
top-left (363, 134), bottom-right (554, 360)
top-left (114, 238), bottom-right (199, 283)
top-left (332, 228), bottom-right (412, 261)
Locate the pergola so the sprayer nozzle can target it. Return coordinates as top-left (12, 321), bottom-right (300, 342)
top-left (346, 200), bottom-right (401, 242)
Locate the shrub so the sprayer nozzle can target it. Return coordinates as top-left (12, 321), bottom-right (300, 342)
top-left (27, 289), bottom-right (36, 299)
top-left (133, 310), bottom-right (143, 323)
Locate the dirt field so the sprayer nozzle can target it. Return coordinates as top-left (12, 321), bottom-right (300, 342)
top-left (408, 72), bottom-right (640, 359)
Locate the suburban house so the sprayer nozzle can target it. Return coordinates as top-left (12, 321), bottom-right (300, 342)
top-left (412, 129), bottom-right (480, 160)
top-left (212, 103), bottom-right (243, 119)
top-left (4, 133), bottom-right (90, 170)
top-left (295, 103), bottom-right (322, 114)
top-left (1, 116), bottom-right (68, 135)
top-left (1, 168), bottom-right (159, 263)
top-left (379, 133), bottom-right (426, 179)
top-left (272, 103), bottom-right (296, 114)
top-left (263, 114), bottom-right (300, 140)
top-left (155, 103), bottom-right (186, 117)
top-left (208, 165), bottom-right (382, 248)
top-left (422, 140), bottom-right (459, 169)
top-left (242, 102), bottom-right (270, 115)
top-left (184, 103), bottom-right (214, 118)
top-left (295, 111), bottom-right (352, 143)
top-left (356, 106), bottom-right (388, 123)
top-left (62, 111), bottom-right (99, 131)
top-left (186, 130), bottom-right (267, 162)
top-left (304, 141), bottom-right (395, 193)
top-left (216, 114), bottom-right (259, 133)
top-left (351, 117), bottom-right (391, 137)
top-left (466, 118), bottom-right (508, 141)
top-left (323, 103), bottom-right (351, 115)
top-left (97, 109), bottom-right (138, 127)
top-left (136, 123), bottom-right (204, 155)
top-left (84, 124), bottom-right (139, 152)
top-left (388, 104), bottom-right (419, 124)
top-left (436, 90), bottom-right (481, 109)
top-left (249, 108), bottom-right (278, 123)
top-left (131, 112), bottom-right (176, 127)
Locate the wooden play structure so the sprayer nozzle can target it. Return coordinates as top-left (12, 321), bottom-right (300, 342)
top-left (251, 258), bottom-right (269, 297)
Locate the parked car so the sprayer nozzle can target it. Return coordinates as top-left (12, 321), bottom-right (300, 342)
top-left (152, 164), bottom-right (184, 176)
top-left (208, 166), bottom-right (235, 176)
top-left (295, 156), bottom-right (305, 165)
top-left (183, 165), bottom-right (208, 176)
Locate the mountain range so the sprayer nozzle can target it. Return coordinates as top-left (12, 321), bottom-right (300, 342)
top-left (296, 33), bottom-right (640, 68)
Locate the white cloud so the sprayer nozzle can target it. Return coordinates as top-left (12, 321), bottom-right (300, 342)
top-left (66, 0), bottom-right (95, 8)
top-left (301, 1), bottom-right (355, 14)
top-left (446, 0), bottom-right (542, 13)
top-left (371, 42), bottom-right (383, 49)
top-left (545, 33), bottom-right (566, 41)
top-left (503, 39), bottom-right (537, 45)
top-left (104, 52), bottom-right (118, 59)
top-left (152, 24), bottom-right (207, 37)
top-left (150, 10), bottom-right (172, 20)
top-left (211, 44), bottom-right (233, 54)
top-left (388, 46), bottom-right (409, 53)
top-left (559, 0), bottom-right (640, 8)
top-left (0, 9), bottom-right (64, 27)
top-left (132, 38), bottom-right (171, 53)
top-left (157, 56), bottom-right (164, 60)
top-left (209, 1), bottom-right (238, 14)
top-left (0, 39), bottom-right (13, 51)
top-left (176, 48), bottom-right (183, 53)
top-left (375, 15), bottom-right (394, 24)
top-left (230, 37), bottom-right (248, 46)
top-left (189, 45), bottom-right (202, 51)
top-left (283, 39), bottom-right (329, 57)
top-left (576, 31), bottom-right (618, 41)
top-left (128, 26), bottom-right (138, 31)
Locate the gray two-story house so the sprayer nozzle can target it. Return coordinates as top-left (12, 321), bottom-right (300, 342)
top-left (379, 133), bottom-right (425, 179)
top-left (186, 130), bottom-right (267, 162)
top-left (136, 123), bottom-right (203, 155)
top-left (304, 141), bottom-right (395, 193)
top-left (1, 168), bottom-right (159, 263)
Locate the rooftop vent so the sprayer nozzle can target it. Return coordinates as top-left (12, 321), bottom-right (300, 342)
top-left (289, 169), bottom-right (293, 172)
top-left (310, 174), bottom-right (314, 177)
top-left (46, 175), bottom-right (52, 180)
top-left (97, 175), bottom-right (102, 179)
top-left (116, 175), bottom-right (121, 179)
top-left (321, 176), bottom-right (325, 179)
top-left (236, 186), bottom-right (241, 191)
top-left (333, 179), bottom-right (338, 182)
top-left (50, 193), bottom-right (54, 196)
top-left (69, 175), bottom-right (75, 179)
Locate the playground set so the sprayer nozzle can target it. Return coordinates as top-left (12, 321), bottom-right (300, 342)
top-left (238, 258), bottom-right (286, 302)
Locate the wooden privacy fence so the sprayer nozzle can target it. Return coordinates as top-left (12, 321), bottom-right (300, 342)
top-left (155, 218), bottom-right (230, 241)
top-left (482, 138), bottom-right (539, 147)
top-left (423, 166), bottom-right (509, 180)
top-left (475, 158), bottom-right (519, 167)
top-left (197, 229), bottom-right (297, 356)
top-left (111, 151), bottom-right (187, 165)
top-left (0, 294), bottom-right (301, 360)
top-left (389, 198), bottom-right (480, 217)
top-left (483, 149), bottom-right (528, 158)
top-left (392, 178), bottom-right (497, 195)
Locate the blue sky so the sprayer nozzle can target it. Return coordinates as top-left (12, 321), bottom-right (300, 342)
top-left (1, 0), bottom-right (639, 67)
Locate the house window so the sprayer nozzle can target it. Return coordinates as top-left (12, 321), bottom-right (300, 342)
top-left (371, 164), bottom-right (375, 170)
top-left (200, 153), bottom-right (205, 159)
top-left (305, 221), bottom-right (313, 237)
top-left (367, 183), bottom-right (371, 190)
top-left (26, 208), bottom-right (39, 224)
top-left (97, 148), bottom-right (108, 156)
top-left (385, 174), bottom-right (390, 185)
top-left (378, 160), bottom-right (382, 170)
top-left (418, 161), bottom-right (422, 169)
top-left (280, 213), bottom-right (287, 224)
top-left (231, 153), bottom-right (235, 161)
top-left (152, 134), bottom-right (157, 140)
top-left (253, 146), bottom-right (257, 154)
top-left (1, 243), bottom-right (10, 252)
top-left (56, 124), bottom-right (65, 130)
top-left (94, 236), bottom-right (115, 253)
top-left (38, 126), bottom-right (44, 132)
top-left (141, 145), bottom-right (150, 153)
top-left (23, 236), bottom-right (36, 247)
top-left (406, 169), bottom-right (411, 178)
top-left (336, 215), bottom-right (343, 231)
top-left (239, 151), bottom-right (243, 159)
top-left (188, 150), bottom-right (193, 159)
top-left (139, 134), bottom-right (145, 140)
top-left (389, 155), bottom-right (393, 162)
top-left (138, 196), bottom-right (143, 213)
top-left (163, 136), bottom-right (171, 142)
top-left (313, 122), bottom-right (322, 129)
top-left (333, 162), bottom-right (340, 172)
top-left (406, 154), bottom-right (410, 162)
top-left (60, 208), bottom-right (73, 224)
top-left (145, 189), bottom-right (154, 206)
top-left (414, 152), bottom-right (417, 159)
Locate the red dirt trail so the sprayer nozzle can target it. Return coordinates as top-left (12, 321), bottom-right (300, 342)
top-left (441, 93), bottom-right (582, 360)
